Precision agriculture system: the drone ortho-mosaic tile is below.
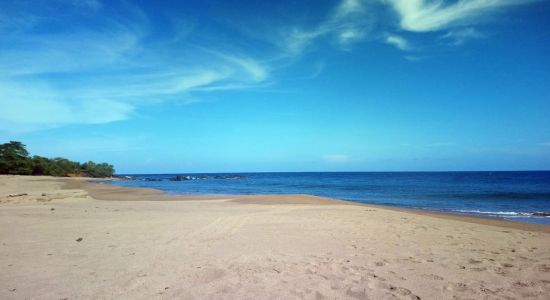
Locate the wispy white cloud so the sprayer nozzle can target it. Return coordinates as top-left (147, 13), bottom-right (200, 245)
top-left (159, 70), bottom-right (228, 95)
top-left (283, 0), bottom-right (371, 55)
top-left (0, 2), bottom-right (273, 133)
top-left (0, 48), bottom-right (270, 132)
top-left (202, 50), bottom-right (269, 82)
top-left (338, 28), bottom-right (366, 47)
top-left (442, 27), bottom-right (484, 45)
top-left (385, 34), bottom-right (411, 50)
top-left (1, 0), bottom-right (375, 133)
top-left (386, 0), bottom-right (536, 32)
top-left (285, 29), bottom-right (324, 55)
top-left (0, 81), bottom-right (135, 132)
top-left (0, 0), bottom-right (542, 133)
top-left (281, 0), bottom-right (533, 57)
top-left (336, 0), bottom-right (365, 17)
top-left (0, 30), bottom-right (142, 77)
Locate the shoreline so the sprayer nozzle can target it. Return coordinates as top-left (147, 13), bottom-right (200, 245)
top-left (66, 177), bottom-right (550, 233)
top-left (2, 175), bottom-right (549, 299)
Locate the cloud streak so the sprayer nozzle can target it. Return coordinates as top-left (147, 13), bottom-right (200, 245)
top-left (442, 27), bottom-right (485, 45)
top-left (0, 1), bottom-right (274, 132)
top-left (283, 0), bottom-right (371, 55)
top-left (0, 0), bottom-right (541, 132)
top-left (386, 0), bottom-right (536, 32)
top-left (385, 34), bottom-right (412, 50)
top-left (0, 81), bottom-right (135, 132)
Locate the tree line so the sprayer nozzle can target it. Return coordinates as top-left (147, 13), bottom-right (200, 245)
top-left (0, 141), bottom-right (115, 178)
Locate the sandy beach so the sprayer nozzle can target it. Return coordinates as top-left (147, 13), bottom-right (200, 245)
top-left (1, 175), bottom-right (549, 299)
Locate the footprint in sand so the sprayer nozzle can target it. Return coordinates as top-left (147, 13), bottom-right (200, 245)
top-left (195, 268), bottom-right (226, 284)
top-left (346, 286), bottom-right (367, 299)
top-left (389, 285), bottom-right (414, 297)
top-left (375, 261), bottom-right (387, 267)
top-left (422, 274), bottom-right (444, 280)
top-left (369, 280), bottom-right (420, 300)
top-left (446, 282), bottom-right (470, 292)
top-left (468, 258), bottom-right (482, 264)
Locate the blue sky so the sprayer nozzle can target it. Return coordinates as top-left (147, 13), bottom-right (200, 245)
top-left (1, 0), bottom-right (549, 173)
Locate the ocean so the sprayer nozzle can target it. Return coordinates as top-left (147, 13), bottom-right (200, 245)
top-left (105, 171), bottom-right (550, 225)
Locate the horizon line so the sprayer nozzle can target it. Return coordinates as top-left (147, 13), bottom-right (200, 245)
top-left (115, 170), bottom-right (550, 175)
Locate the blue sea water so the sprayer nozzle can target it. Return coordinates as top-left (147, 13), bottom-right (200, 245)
top-left (105, 171), bottom-right (550, 225)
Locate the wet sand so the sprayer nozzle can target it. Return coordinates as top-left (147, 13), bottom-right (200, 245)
top-left (1, 175), bottom-right (549, 299)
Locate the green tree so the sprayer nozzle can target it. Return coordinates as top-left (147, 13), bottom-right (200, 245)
top-left (82, 161), bottom-right (114, 178)
top-left (0, 141), bottom-right (115, 177)
top-left (0, 141), bottom-right (32, 175)
top-left (31, 156), bottom-right (55, 176)
top-left (52, 157), bottom-right (80, 176)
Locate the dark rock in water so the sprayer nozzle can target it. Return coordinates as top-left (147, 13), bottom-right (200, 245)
top-left (144, 178), bottom-right (162, 181)
top-left (169, 175), bottom-right (209, 181)
top-left (114, 175), bottom-right (137, 181)
top-left (169, 175), bottom-right (191, 181)
top-left (214, 175), bottom-right (245, 180)
top-left (532, 212), bottom-right (550, 217)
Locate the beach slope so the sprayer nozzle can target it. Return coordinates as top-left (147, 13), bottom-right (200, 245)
top-left (1, 175), bottom-right (549, 299)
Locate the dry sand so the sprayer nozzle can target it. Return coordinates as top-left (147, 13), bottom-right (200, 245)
top-left (1, 175), bottom-right (549, 299)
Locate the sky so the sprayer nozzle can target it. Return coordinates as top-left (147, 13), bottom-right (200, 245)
top-left (1, 0), bottom-right (549, 173)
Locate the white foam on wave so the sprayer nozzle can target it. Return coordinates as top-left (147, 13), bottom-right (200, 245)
top-left (454, 210), bottom-right (534, 216)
